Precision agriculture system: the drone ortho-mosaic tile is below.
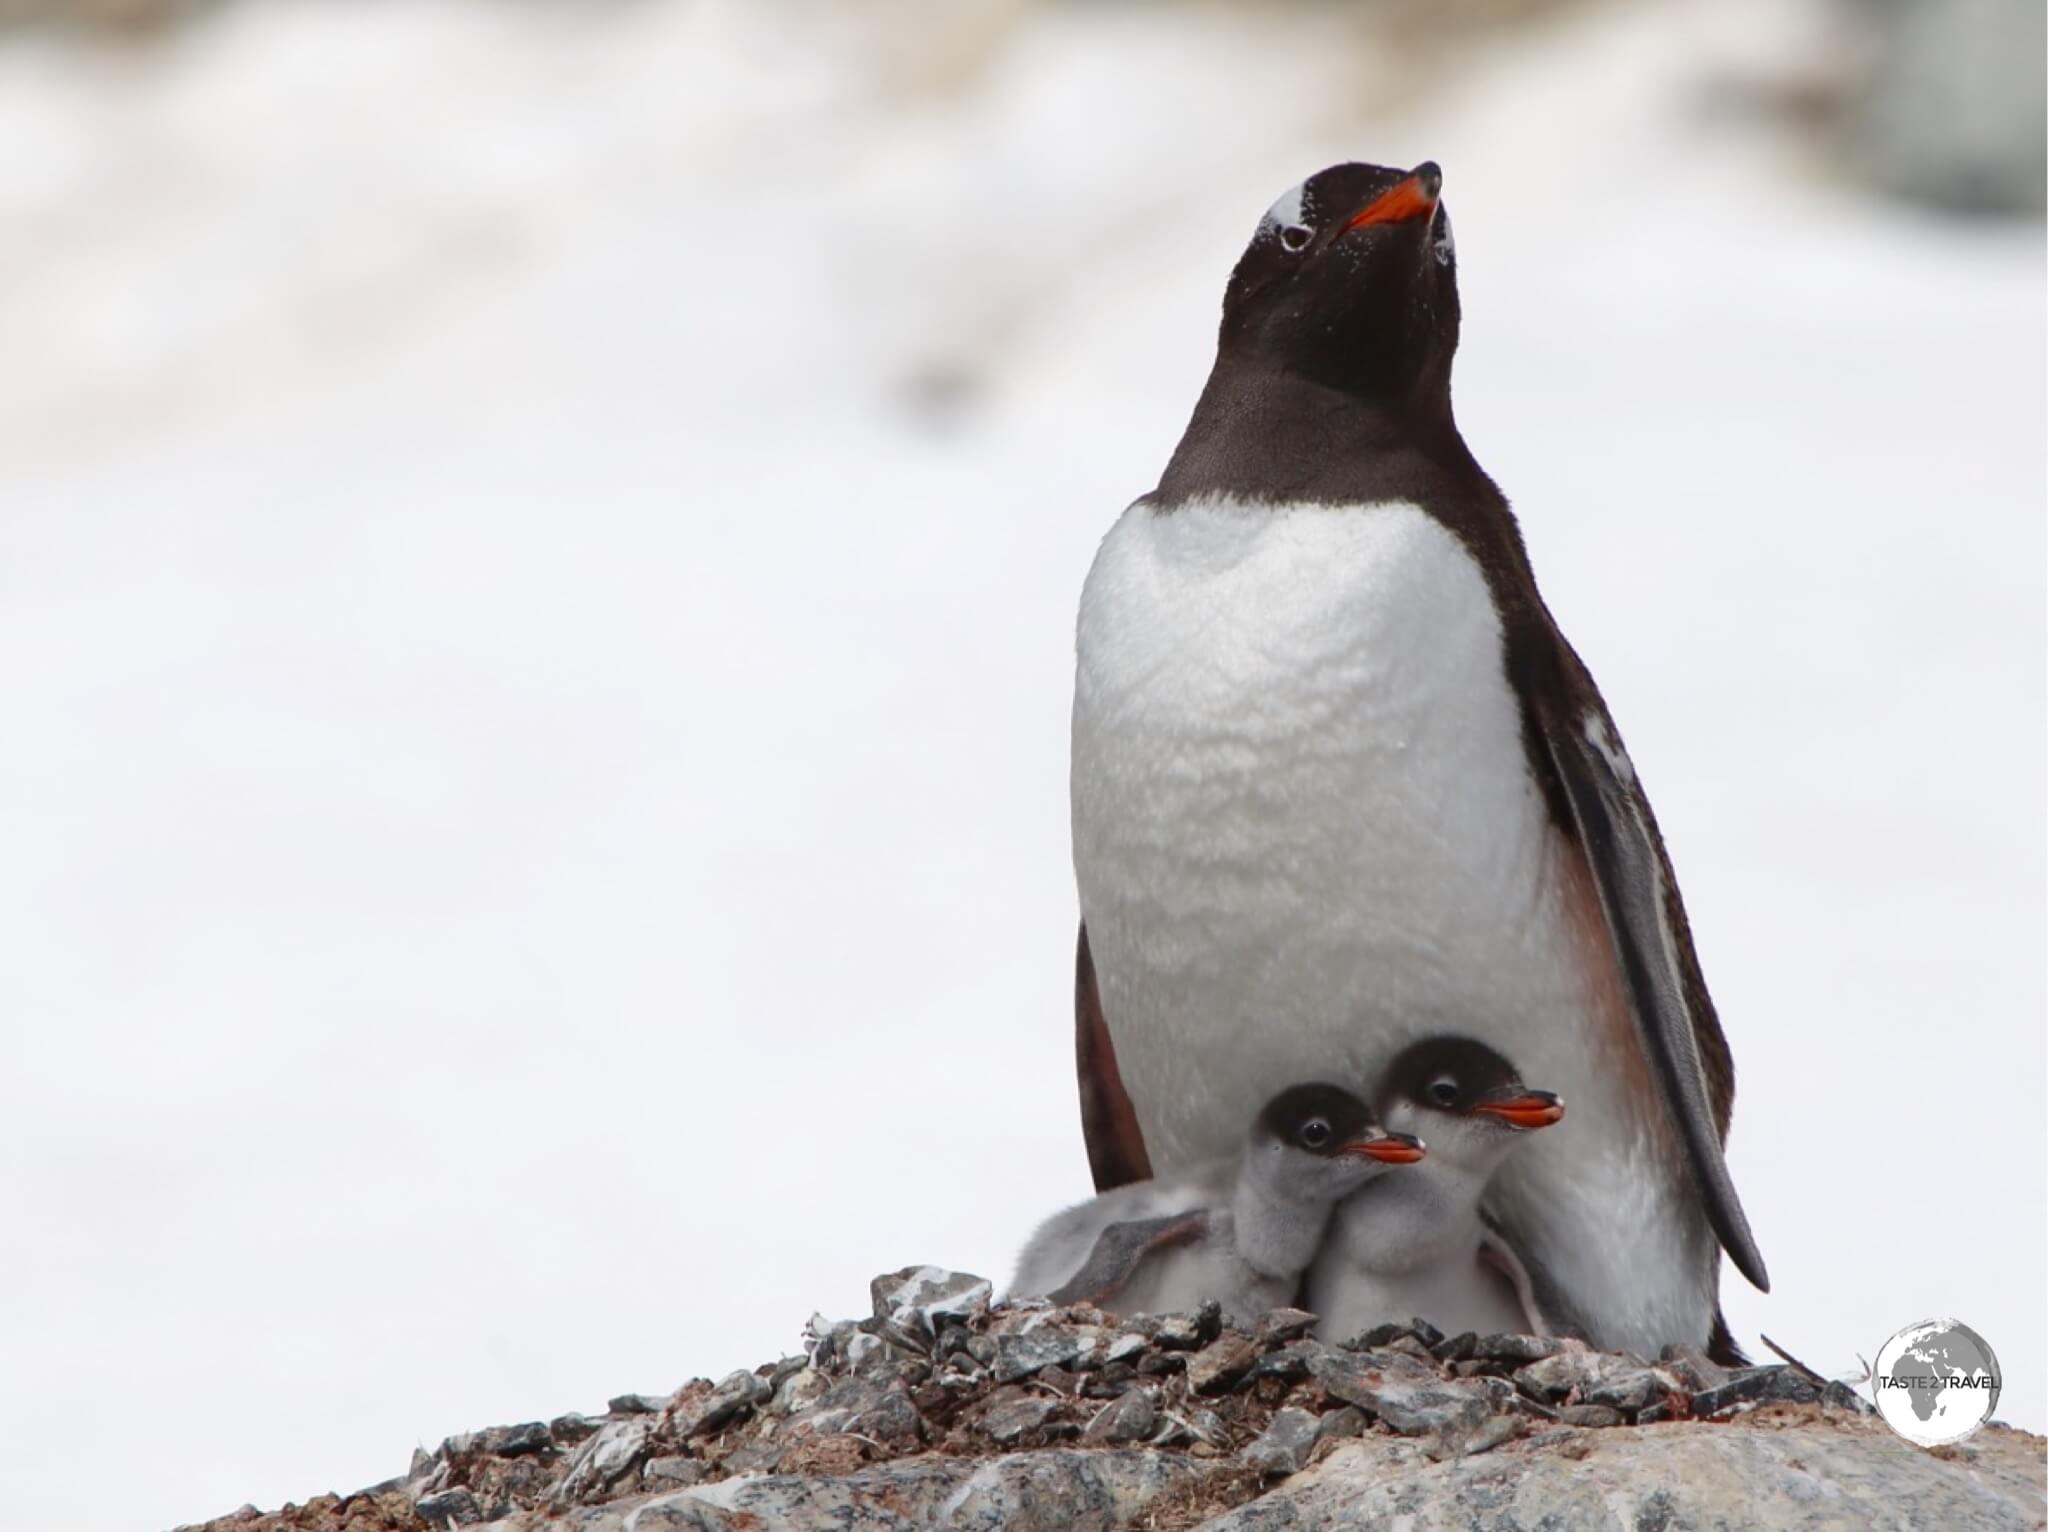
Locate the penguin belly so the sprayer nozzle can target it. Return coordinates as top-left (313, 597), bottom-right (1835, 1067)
top-left (1070, 496), bottom-right (1712, 1353)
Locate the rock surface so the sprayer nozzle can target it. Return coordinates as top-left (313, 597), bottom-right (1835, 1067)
top-left (174, 1268), bottom-right (2047, 1532)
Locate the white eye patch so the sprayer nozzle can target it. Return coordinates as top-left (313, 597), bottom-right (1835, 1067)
top-left (1263, 181), bottom-right (1316, 250)
top-left (1262, 180), bottom-right (1308, 230)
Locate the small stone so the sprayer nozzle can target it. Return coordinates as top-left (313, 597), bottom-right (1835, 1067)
top-left (676, 1369), bottom-right (772, 1437)
top-left (1104, 1331), bottom-right (1148, 1365)
top-left (414, 1489), bottom-right (480, 1528)
top-left (992, 1329), bottom-right (1092, 1383)
top-left (966, 1334), bottom-right (997, 1366)
top-left (1347, 1322), bottom-right (1415, 1350)
top-left (1381, 1335), bottom-right (1439, 1365)
top-left (548, 1413), bottom-right (600, 1445)
top-left (1310, 1350), bottom-right (1491, 1437)
top-left (1513, 1348), bottom-right (1648, 1403)
top-left (870, 1267), bottom-right (994, 1351)
top-left (1248, 1339), bottom-right (1325, 1385)
top-left (474, 1421), bottom-right (550, 1457)
top-left (1824, 1379), bottom-right (1876, 1415)
top-left (1187, 1334), bottom-right (1260, 1395)
top-left (1082, 1362), bottom-right (1139, 1398)
top-left (982, 1393), bottom-right (1060, 1445)
top-left (1255, 1309), bottom-right (1319, 1347)
top-left (1316, 1405), bottom-right (1368, 1441)
top-left (1243, 1407), bottom-right (1321, 1475)
top-left (1658, 1342), bottom-right (1730, 1392)
top-left (1691, 1367), bottom-right (1793, 1418)
top-left (1136, 1350), bottom-right (1186, 1376)
top-left (1557, 1403), bottom-right (1624, 1427)
top-left (1475, 1333), bottom-right (1565, 1365)
top-left (550, 1417), bottom-right (652, 1505)
top-left (406, 1447), bottom-right (436, 1480)
top-left (1151, 1301), bottom-right (1224, 1350)
top-left (643, 1455), bottom-right (703, 1487)
top-left (1637, 1400), bottom-right (1675, 1424)
top-left (1457, 1413), bottom-right (1521, 1458)
top-left (1431, 1331), bottom-right (1478, 1363)
top-left (845, 1382), bottom-right (924, 1443)
top-left (1082, 1386), bottom-right (1158, 1445)
top-left (1405, 1317), bottom-right (1447, 1349)
top-left (1584, 1369), bottom-right (1670, 1415)
top-left (607, 1393), bottom-right (666, 1416)
top-left (772, 1365), bottom-right (829, 1416)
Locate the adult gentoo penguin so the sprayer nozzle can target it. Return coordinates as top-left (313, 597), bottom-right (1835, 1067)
top-left (1069, 160), bottom-right (1767, 1361)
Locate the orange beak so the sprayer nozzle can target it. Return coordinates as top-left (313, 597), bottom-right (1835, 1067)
top-left (1342, 1130), bottom-right (1426, 1164)
top-left (1342, 162), bottom-right (1443, 232)
top-left (1472, 1090), bottom-right (1565, 1130)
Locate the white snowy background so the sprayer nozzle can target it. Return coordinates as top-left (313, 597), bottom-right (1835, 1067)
top-left (0, 1), bottom-right (2041, 1528)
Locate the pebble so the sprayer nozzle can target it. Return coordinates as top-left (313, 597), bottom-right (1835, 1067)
top-left (1187, 1334), bottom-right (1259, 1396)
top-left (982, 1394), bottom-right (1060, 1445)
top-left (643, 1456), bottom-right (703, 1487)
top-left (607, 1394), bottom-right (667, 1416)
top-left (1583, 1369), bottom-right (1671, 1415)
top-left (474, 1422), bottom-right (551, 1457)
top-left (413, 1489), bottom-right (480, 1528)
top-left (676, 1370), bottom-right (772, 1438)
top-left (1254, 1309), bottom-right (1319, 1347)
top-left (1557, 1404), bottom-right (1625, 1428)
top-left (1243, 1407), bottom-right (1321, 1476)
top-left (1082, 1387), bottom-right (1158, 1446)
top-left (1151, 1301), bottom-right (1224, 1351)
top-left (869, 1266), bottom-right (993, 1348)
top-left (1475, 1334), bottom-right (1565, 1365)
top-left (992, 1329), bottom-right (1094, 1383)
top-left (1430, 1331), bottom-right (1478, 1363)
top-left (1315, 1405), bottom-right (1368, 1442)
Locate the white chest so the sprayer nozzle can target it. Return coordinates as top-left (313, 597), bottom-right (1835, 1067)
top-left (1070, 498), bottom-right (1585, 1164)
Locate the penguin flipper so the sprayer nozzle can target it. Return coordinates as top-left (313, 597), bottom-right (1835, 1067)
top-left (1531, 680), bottom-right (1770, 1294)
top-left (1076, 923), bottom-right (1153, 1192)
top-left (1045, 1211), bottom-right (1211, 1308)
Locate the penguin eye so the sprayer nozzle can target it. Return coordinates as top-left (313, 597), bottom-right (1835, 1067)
top-left (1429, 1076), bottom-right (1460, 1108)
top-left (1298, 1117), bottom-right (1332, 1150)
top-left (1278, 223), bottom-right (1313, 253)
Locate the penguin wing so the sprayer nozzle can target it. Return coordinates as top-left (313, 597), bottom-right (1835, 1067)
top-left (1075, 923), bottom-right (1153, 1191)
top-left (1045, 1212), bottom-right (1212, 1308)
top-left (1532, 679), bottom-right (1770, 1293)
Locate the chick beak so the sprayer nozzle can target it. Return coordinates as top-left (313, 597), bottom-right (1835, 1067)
top-left (1342, 1130), bottom-right (1426, 1164)
top-left (1471, 1090), bottom-right (1565, 1131)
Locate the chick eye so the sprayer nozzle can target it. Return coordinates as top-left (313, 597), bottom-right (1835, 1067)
top-left (1278, 223), bottom-right (1313, 253)
top-left (1299, 1117), bottom-right (1332, 1149)
top-left (1429, 1076), bottom-right (1460, 1108)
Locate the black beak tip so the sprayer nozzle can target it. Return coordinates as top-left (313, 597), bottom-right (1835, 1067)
top-left (1412, 161), bottom-right (1443, 198)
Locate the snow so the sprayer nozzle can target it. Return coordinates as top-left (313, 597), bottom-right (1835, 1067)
top-left (0, 1), bottom-right (2040, 1529)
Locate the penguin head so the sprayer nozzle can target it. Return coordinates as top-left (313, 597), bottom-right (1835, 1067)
top-left (1375, 1036), bottom-right (1564, 1177)
top-left (1218, 161), bottom-right (1460, 408)
top-left (1251, 1081), bottom-right (1425, 1202)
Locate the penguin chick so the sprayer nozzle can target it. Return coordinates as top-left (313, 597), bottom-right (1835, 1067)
top-left (1308, 1036), bottom-right (1564, 1343)
top-left (1011, 1083), bottom-right (1423, 1326)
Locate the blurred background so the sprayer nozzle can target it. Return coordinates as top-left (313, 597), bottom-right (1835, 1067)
top-left (0, 0), bottom-right (2041, 1527)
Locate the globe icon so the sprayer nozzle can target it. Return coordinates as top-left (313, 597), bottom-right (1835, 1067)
top-left (1872, 1318), bottom-right (2002, 1446)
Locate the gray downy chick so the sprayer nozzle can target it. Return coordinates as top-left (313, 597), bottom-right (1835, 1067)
top-left (1010, 1083), bottom-right (1423, 1326)
top-left (1307, 1036), bottom-right (1564, 1343)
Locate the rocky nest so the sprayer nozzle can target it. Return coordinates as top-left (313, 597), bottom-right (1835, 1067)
top-left (181, 1267), bottom-right (2046, 1532)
